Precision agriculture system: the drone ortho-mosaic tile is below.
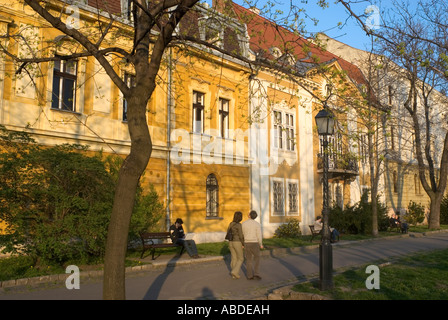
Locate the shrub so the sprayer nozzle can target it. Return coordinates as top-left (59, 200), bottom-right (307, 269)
top-left (274, 218), bottom-right (302, 238)
top-left (128, 184), bottom-right (166, 241)
top-left (0, 127), bottom-right (166, 265)
top-left (329, 194), bottom-right (388, 235)
top-left (0, 139), bottom-right (115, 264)
top-left (406, 201), bottom-right (425, 226)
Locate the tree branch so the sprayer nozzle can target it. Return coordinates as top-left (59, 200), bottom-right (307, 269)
top-left (24, 0), bottom-right (130, 96)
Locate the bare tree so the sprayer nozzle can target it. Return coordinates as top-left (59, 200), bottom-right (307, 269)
top-left (339, 0), bottom-right (448, 229)
top-left (14, 0), bottom-right (200, 300)
top-left (1, 0), bottom-right (368, 299)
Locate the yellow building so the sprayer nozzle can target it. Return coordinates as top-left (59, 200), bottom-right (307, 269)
top-left (226, 2), bottom-right (370, 236)
top-left (1, 0), bottom-right (403, 244)
top-left (318, 33), bottom-right (448, 218)
top-left (0, 1), bottom-right (252, 242)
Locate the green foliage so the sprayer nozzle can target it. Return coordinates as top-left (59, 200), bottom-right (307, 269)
top-left (128, 185), bottom-right (166, 241)
top-left (441, 195), bottom-right (448, 225)
top-left (274, 218), bottom-right (302, 238)
top-left (292, 248), bottom-right (448, 300)
top-left (0, 129), bottom-right (115, 264)
top-left (406, 201), bottom-right (425, 226)
top-left (0, 126), bottom-right (166, 265)
top-left (329, 193), bottom-right (388, 235)
top-left (0, 255), bottom-right (65, 281)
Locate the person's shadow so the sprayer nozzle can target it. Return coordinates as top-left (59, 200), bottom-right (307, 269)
top-left (197, 287), bottom-right (217, 300)
top-left (142, 256), bottom-right (180, 299)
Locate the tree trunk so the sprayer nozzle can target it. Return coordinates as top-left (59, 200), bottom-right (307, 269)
top-left (371, 188), bottom-right (379, 237)
top-left (428, 193), bottom-right (442, 230)
top-left (103, 96), bottom-right (152, 300)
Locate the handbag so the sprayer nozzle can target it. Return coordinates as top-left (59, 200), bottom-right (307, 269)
top-left (225, 223), bottom-right (233, 241)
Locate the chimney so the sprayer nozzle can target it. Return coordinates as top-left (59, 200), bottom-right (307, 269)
top-left (248, 7), bottom-right (260, 15)
top-left (213, 0), bottom-right (225, 12)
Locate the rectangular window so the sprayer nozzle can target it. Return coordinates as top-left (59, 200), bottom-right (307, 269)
top-left (273, 180), bottom-right (284, 215)
top-left (390, 126), bottom-right (395, 150)
top-left (51, 57), bottom-right (77, 111)
top-left (122, 73), bottom-right (135, 122)
top-left (273, 111), bottom-right (282, 149)
top-left (388, 85), bottom-right (393, 105)
top-left (273, 110), bottom-right (295, 151)
top-left (193, 91), bottom-right (204, 134)
top-left (335, 184), bottom-right (343, 208)
top-left (126, 0), bottom-right (133, 20)
top-left (359, 134), bottom-right (368, 163)
top-left (219, 98), bottom-right (229, 138)
top-left (285, 113), bottom-right (295, 151)
top-left (287, 182), bottom-right (298, 215)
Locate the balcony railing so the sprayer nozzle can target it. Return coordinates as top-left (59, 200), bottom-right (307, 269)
top-left (317, 153), bottom-right (359, 180)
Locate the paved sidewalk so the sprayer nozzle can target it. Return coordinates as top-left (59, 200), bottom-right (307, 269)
top-left (1, 231), bottom-right (448, 300)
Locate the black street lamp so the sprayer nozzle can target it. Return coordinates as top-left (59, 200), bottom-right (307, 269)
top-left (315, 106), bottom-right (335, 291)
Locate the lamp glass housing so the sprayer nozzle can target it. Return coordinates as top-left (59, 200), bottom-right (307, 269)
top-left (315, 108), bottom-right (335, 136)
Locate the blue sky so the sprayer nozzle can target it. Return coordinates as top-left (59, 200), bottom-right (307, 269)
top-left (285, 0), bottom-right (378, 51)
top-left (204, 0), bottom-right (385, 51)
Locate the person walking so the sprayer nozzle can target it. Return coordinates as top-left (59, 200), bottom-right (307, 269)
top-left (227, 211), bottom-right (245, 279)
top-left (242, 210), bottom-right (263, 280)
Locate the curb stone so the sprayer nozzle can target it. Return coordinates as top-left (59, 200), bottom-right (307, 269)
top-left (0, 255), bottom-right (225, 289)
top-left (266, 284), bottom-right (331, 300)
top-left (1, 230), bottom-right (447, 290)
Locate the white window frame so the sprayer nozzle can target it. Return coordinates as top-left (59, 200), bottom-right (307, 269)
top-left (285, 113), bottom-right (295, 151)
top-left (193, 91), bottom-right (205, 134)
top-left (271, 178), bottom-right (285, 216)
top-left (51, 57), bottom-right (78, 112)
top-left (273, 110), bottom-right (283, 149)
top-left (219, 98), bottom-right (229, 138)
top-left (122, 72), bottom-right (135, 122)
top-left (273, 109), bottom-right (295, 151)
top-left (285, 179), bottom-right (299, 216)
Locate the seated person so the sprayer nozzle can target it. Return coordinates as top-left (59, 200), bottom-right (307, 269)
top-left (169, 218), bottom-right (200, 258)
top-left (390, 213), bottom-right (401, 228)
top-left (397, 214), bottom-right (409, 234)
top-left (314, 216), bottom-right (339, 243)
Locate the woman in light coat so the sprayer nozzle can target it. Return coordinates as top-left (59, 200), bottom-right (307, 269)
top-left (227, 211), bottom-right (244, 279)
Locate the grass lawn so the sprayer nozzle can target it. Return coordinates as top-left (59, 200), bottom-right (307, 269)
top-left (292, 248), bottom-right (448, 300)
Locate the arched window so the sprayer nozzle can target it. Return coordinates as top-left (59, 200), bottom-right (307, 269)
top-left (393, 171), bottom-right (398, 193)
top-left (206, 174), bottom-right (219, 217)
top-left (414, 174), bottom-right (421, 194)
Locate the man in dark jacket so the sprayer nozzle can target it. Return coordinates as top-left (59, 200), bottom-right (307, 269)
top-left (169, 218), bottom-right (199, 258)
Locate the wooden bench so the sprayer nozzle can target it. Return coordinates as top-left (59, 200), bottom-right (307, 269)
top-left (140, 232), bottom-right (185, 260)
top-left (309, 225), bottom-right (322, 242)
top-left (388, 219), bottom-right (401, 233)
top-left (309, 225), bottom-right (340, 242)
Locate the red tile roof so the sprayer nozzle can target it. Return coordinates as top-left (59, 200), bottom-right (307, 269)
top-left (224, 1), bottom-right (367, 87)
top-left (88, 0), bottom-right (122, 14)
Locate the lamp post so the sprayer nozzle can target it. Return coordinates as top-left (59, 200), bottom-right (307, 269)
top-left (315, 107), bottom-right (335, 291)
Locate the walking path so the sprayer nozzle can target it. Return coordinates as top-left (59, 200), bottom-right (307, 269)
top-left (1, 231), bottom-right (448, 300)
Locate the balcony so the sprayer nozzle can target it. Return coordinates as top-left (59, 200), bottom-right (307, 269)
top-left (317, 153), bottom-right (359, 181)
